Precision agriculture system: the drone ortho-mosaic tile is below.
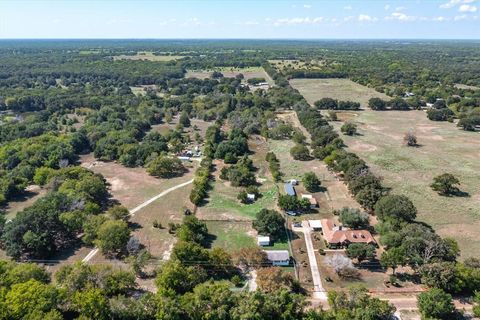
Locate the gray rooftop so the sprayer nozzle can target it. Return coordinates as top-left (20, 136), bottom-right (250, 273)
top-left (264, 250), bottom-right (290, 261)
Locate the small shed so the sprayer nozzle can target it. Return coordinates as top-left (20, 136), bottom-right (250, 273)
top-left (264, 250), bottom-right (290, 266)
top-left (309, 220), bottom-right (322, 231)
top-left (247, 193), bottom-right (256, 201)
top-left (284, 183), bottom-right (296, 196)
top-left (257, 236), bottom-right (270, 246)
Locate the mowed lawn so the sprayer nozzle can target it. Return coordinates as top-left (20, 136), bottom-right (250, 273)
top-left (333, 110), bottom-right (480, 259)
top-left (290, 78), bottom-right (390, 108)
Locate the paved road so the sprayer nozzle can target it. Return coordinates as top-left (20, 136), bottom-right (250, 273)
top-left (82, 179), bottom-right (194, 263)
top-left (301, 220), bottom-right (327, 300)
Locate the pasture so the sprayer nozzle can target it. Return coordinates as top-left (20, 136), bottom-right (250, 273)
top-left (290, 78), bottom-right (390, 108)
top-left (185, 66), bottom-right (275, 86)
top-left (333, 110), bottom-right (480, 259)
top-left (269, 59), bottom-right (325, 71)
top-left (113, 52), bottom-right (184, 61)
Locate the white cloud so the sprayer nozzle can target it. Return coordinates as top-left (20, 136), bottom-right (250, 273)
top-left (303, 4), bottom-right (312, 9)
top-left (384, 4), bottom-right (391, 11)
top-left (343, 5), bottom-right (353, 10)
top-left (358, 14), bottom-right (378, 22)
top-left (432, 16), bottom-right (449, 21)
top-left (395, 6), bottom-right (406, 11)
top-left (459, 4), bottom-right (478, 12)
top-left (272, 16), bottom-right (325, 26)
top-left (385, 12), bottom-right (417, 21)
top-left (239, 20), bottom-right (260, 26)
top-left (343, 16), bottom-right (354, 22)
top-left (454, 14), bottom-right (467, 20)
top-left (440, 0), bottom-right (475, 9)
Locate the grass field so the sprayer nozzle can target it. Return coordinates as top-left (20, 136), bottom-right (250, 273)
top-left (332, 110), bottom-right (480, 259)
top-left (290, 78), bottom-right (390, 108)
top-left (269, 59), bottom-right (325, 71)
top-left (186, 66), bottom-right (275, 86)
top-left (113, 52), bottom-right (184, 61)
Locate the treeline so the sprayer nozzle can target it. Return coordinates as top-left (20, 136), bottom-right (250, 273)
top-left (315, 98), bottom-right (360, 110)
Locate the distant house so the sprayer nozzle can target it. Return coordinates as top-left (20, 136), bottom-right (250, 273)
top-left (264, 250), bottom-right (290, 266)
top-left (284, 183), bottom-right (296, 196)
top-left (286, 211), bottom-right (298, 216)
top-left (301, 194), bottom-right (318, 209)
top-left (320, 219), bottom-right (376, 249)
top-left (426, 103), bottom-right (434, 109)
top-left (178, 156), bottom-right (192, 162)
top-left (308, 220), bottom-right (322, 231)
top-left (288, 179), bottom-right (299, 185)
top-left (405, 92), bottom-right (415, 97)
top-left (257, 236), bottom-right (270, 246)
top-left (247, 193), bottom-right (256, 202)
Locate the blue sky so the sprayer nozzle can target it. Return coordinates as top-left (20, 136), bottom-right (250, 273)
top-left (0, 0), bottom-right (479, 39)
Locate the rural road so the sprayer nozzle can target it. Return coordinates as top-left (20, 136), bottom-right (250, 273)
top-left (301, 220), bottom-right (327, 300)
top-left (82, 178), bottom-right (194, 263)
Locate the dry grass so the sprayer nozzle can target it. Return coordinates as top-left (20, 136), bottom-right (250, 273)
top-left (290, 78), bottom-right (390, 108)
top-left (79, 153), bottom-right (196, 209)
top-left (454, 83), bottom-right (479, 90)
top-left (4, 185), bottom-right (47, 220)
top-left (186, 67), bottom-right (275, 86)
top-left (113, 52), bottom-right (184, 61)
top-left (332, 110), bottom-right (480, 259)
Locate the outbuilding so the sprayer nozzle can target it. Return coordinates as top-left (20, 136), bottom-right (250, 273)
top-left (264, 250), bottom-right (290, 266)
top-left (284, 183), bottom-right (296, 196)
top-left (308, 220), bottom-right (322, 231)
top-left (257, 236), bottom-right (270, 246)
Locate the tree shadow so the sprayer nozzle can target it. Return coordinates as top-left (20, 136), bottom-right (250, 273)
top-left (203, 233), bottom-right (217, 249)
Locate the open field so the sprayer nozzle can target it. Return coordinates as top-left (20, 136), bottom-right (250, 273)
top-left (80, 153), bottom-right (196, 209)
top-left (206, 221), bottom-right (256, 251)
top-left (4, 185), bottom-right (47, 220)
top-left (150, 116), bottom-right (212, 142)
top-left (186, 66), bottom-right (275, 86)
top-left (269, 59), bottom-right (325, 71)
top-left (332, 110), bottom-right (480, 259)
top-left (290, 78), bottom-right (390, 108)
top-left (113, 52), bottom-right (184, 61)
top-left (454, 83), bottom-right (479, 90)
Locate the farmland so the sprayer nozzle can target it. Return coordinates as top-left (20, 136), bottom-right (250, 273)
top-left (332, 109), bottom-right (480, 259)
top-left (290, 78), bottom-right (391, 108)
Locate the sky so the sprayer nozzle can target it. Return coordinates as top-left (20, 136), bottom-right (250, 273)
top-left (0, 0), bottom-right (479, 39)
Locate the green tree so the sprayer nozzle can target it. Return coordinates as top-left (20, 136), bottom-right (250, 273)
top-left (290, 144), bottom-right (311, 161)
top-left (107, 205), bottom-right (130, 221)
top-left (252, 209), bottom-right (286, 240)
top-left (417, 288), bottom-right (456, 320)
top-left (179, 111), bottom-right (191, 128)
top-left (368, 97), bottom-right (387, 110)
top-left (340, 122), bottom-right (357, 136)
top-left (95, 220), bottom-right (130, 255)
top-left (303, 172), bottom-right (321, 193)
top-left (419, 262), bottom-right (462, 293)
top-left (146, 156), bottom-right (185, 178)
top-left (155, 260), bottom-right (207, 296)
top-left (177, 215), bottom-right (209, 246)
top-left (346, 243), bottom-right (376, 263)
top-left (338, 207), bottom-right (370, 229)
top-left (72, 287), bottom-right (109, 320)
top-left (380, 247), bottom-right (406, 275)
top-left (430, 173), bottom-right (460, 196)
top-left (5, 279), bottom-right (60, 319)
top-left (375, 195), bottom-right (417, 223)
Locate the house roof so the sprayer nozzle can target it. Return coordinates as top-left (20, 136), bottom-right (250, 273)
top-left (309, 220), bottom-right (322, 229)
top-left (264, 250), bottom-right (290, 262)
top-left (321, 219), bottom-right (375, 245)
top-left (284, 183), bottom-right (296, 196)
